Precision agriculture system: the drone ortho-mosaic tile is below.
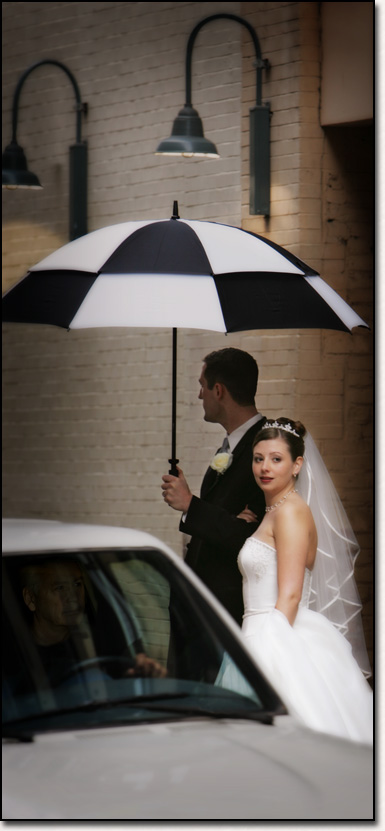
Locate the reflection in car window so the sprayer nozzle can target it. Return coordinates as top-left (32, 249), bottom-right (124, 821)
top-left (3, 548), bottom-right (281, 734)
top-left (110, 559), bottom-right (171, 665)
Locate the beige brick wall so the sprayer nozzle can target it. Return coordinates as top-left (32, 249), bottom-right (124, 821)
top-left (2, 2), bottom-right (373, 667)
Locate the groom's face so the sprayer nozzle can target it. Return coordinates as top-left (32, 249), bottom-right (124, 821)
top-left (198, 364), bottom-right (220, 424)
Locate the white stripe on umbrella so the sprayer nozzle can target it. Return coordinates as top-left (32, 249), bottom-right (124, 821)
top-left (29, 220), bottom-right (159, 273)
top-left (70, 274), bottom-right (227, 331)
top-left (182, 219), bottom-right (306, 275)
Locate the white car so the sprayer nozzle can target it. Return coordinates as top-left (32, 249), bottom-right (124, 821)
top-left (2, 518), bottom-right (373, 821)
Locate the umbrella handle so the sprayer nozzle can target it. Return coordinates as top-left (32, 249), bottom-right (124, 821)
top-left (168, 460), bottom-right (179, 477)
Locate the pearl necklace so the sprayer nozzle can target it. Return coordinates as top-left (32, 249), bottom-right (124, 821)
top-left (265, 488), bottom-right (297, 513)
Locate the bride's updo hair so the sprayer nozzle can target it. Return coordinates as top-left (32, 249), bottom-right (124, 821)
top-left (253, 417), bottom-right (306, 460)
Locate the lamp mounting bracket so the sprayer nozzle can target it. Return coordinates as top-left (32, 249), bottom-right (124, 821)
top-left (75, 102), bottom-right (88, 116)
top-left (254, 58), bottom-right (270, 70)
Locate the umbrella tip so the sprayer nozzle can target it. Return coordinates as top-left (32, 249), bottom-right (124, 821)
top-left (171, 200), bottom-right (180, 220)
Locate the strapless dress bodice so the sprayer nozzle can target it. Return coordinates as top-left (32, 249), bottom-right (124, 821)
top-left (238, 536), bottom-right (312, 617)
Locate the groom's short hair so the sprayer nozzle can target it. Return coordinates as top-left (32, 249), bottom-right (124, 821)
top-left (203, 348), bottom-right (258, 406)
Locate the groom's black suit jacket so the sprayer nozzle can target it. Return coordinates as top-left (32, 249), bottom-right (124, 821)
top-left (181, 418), bottom-right (266, 625)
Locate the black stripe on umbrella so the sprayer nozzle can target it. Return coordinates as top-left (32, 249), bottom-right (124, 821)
top-left (2, 270), bottom-right (98, 328)
top-left (214, 272), bottom-right (352, 333)
top-left (100, 220), bottom-right (213, 275)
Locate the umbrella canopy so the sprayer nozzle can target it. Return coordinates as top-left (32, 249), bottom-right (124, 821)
top-left (2, 207), bottom-right (368, 473)
top-left (2, 212), bottom-right (367, 334)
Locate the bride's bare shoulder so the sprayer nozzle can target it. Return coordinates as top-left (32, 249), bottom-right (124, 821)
top-left (276, 492), bottom-right (313, 524)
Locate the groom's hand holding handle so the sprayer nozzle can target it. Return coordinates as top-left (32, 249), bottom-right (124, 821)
top-left (161, 467), bottom-right (193, 513)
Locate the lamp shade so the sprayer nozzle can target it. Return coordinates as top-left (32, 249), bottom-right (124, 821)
top-left (155, 105), bottom-right (219, 157)
top-left (2, 139), bottom-right (42, 189)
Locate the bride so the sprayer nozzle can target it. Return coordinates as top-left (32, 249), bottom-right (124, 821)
top-left (220, 417), bottom-right (373, 745)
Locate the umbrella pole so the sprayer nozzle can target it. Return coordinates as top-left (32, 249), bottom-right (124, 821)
top-left (169, 327), bottom-right (179, 476)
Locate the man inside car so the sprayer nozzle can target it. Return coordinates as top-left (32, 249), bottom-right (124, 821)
top-left (20, 558), bottom-right (167, 685)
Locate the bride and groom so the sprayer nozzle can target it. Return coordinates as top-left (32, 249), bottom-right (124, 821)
top-left (161, 348), bottom-right (373, 744)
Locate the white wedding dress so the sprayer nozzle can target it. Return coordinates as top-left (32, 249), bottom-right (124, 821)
top-left (230, 536), bottom-right (372, 744)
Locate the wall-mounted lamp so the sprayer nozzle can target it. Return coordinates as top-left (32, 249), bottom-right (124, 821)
top-left (2, 59), bottom-right (88, 240)
top-left (155, 13), bottom-right (271, 216)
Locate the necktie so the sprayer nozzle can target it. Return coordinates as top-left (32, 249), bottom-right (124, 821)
top-left (220, 435), bottom-right (230, 452)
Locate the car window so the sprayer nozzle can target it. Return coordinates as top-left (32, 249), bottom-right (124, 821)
top-left (2, 548), bottom-right (282, 735)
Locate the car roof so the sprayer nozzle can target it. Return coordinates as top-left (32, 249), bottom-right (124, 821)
top-left (2, 518), bottom-right (177, 557)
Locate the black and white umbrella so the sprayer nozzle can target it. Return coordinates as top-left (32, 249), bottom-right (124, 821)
top-left (2, 203), bottom-right (368, 472)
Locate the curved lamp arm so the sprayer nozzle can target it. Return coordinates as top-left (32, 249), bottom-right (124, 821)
top-left (185, 13), bottom-right (269, 109)
top-left (10, 59), bottom-right (86, 146)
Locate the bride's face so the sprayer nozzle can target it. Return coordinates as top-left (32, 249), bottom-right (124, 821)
top-left (252, 437), bottom-right (302, 498)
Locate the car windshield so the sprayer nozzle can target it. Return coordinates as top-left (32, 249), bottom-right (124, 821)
top-left (3, 547), bottom-right (282, 735)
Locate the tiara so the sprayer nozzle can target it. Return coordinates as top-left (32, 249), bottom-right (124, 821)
top-left (262, 420), bottom-right (300, 438)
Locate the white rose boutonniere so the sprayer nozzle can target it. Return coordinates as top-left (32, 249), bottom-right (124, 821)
top-left (209, 451), bottom-right (233, 475)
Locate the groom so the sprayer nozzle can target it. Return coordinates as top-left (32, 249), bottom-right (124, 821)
top-left (161, 348), bottom-right (266, 625)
